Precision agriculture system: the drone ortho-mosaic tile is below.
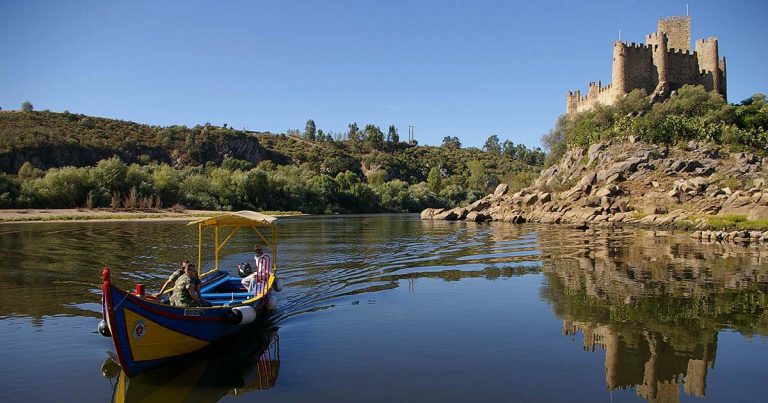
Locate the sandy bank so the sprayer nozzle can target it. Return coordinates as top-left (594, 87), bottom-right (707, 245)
top-left (0, 209), bottom-right (300, 223)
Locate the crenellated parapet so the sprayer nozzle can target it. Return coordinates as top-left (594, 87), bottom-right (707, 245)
top-left (566, 15), bottom-right (727, 113)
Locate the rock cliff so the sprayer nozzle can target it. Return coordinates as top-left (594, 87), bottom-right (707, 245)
top-left (422, 138), bottom-right (768, 243)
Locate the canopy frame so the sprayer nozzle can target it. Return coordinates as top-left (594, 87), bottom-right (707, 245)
top-left (188, 211), bottom-right (278, 277)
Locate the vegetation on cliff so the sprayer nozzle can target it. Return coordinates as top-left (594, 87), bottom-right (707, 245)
top-left (543, 85), bottom-right (768, 164)
top-left (0, 110), bottom-right (544, 213)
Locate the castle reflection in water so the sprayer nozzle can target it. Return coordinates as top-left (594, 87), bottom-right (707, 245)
top-left (535, 227), bottom-right (767, 403)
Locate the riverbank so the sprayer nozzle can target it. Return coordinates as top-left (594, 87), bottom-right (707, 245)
top-left (0, 209), bottom-right (302, 223)
top-left (422, 138), bottom-right (768, 244)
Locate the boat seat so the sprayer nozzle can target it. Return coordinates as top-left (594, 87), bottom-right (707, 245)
top-left (201, 275), bottom-right (231, 293)
top-left (207, 299), bottom-right (252, 306)
top-left (201, 292), bottom-right (252, 300)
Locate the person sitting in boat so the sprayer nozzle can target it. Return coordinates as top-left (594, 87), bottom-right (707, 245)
top-left (170, 263), bottom-right (206, 307)
top-left (241, 245), bottom-right (271, 294)
top-left (154, 260), bottom-right (189, 297)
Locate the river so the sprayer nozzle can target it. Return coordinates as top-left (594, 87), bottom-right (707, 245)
top-left (0, 214), bottom-right (766, 402)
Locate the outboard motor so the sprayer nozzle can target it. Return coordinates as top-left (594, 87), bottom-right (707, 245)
top-left (238, 262), bottom-right (253, 278)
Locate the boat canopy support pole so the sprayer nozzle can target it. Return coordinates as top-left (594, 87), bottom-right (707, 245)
top-left (214, 227), bottom-right (219, 271)
top-left (198, 223), bottom-right (203, 276)
top-left (215, 227), bottom-right (241, 257)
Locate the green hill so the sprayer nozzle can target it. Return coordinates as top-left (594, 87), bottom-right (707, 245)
top-left (0, 110), bottom-right (543, 213)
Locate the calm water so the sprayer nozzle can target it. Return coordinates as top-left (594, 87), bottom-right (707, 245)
top-left (0, 214), bottom-right (766, 402)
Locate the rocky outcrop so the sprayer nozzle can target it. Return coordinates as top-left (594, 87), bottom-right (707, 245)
top-left (422, 139), bottom-right (768, 244)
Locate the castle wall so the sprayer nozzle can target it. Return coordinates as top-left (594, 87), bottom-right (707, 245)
top-left (658, 16), bottom-right (691, 51)
top-left (566, 16), bottom-right (727, 113)
top-left (622, 44), bottom-right (657, 95)
top-left (666, 49), bottom-right (700, 91)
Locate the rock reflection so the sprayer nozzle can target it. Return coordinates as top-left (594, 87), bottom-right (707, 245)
top-left (539, 227), bottom-right (767, 402)
top-left (104, 323), bottom-right (279, 402)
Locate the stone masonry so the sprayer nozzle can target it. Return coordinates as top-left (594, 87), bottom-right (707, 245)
top-left (566, 16), bottom-right (727, 114)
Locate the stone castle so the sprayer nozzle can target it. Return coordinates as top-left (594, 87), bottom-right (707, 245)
top-left (566, 16), bottom-right (727, 114)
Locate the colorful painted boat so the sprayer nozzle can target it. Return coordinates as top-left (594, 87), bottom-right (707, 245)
top-left (99, 211), bottom-right (281, 377)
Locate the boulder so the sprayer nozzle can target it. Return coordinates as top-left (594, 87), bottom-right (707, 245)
top-left (693, 166), bottom-right (715, 176)
top-left (747, 206), bottom-right (768, 221)
top-left (465, 211), bottom-right (487, 222)
top-left (578, 172), bottom-right (597, 190)
top-left (433, 209), bottom-right (458, 221)
top-left (682, 160), bottom-right (703, 172)
top-left (420, 208), bottom-right (444, 219)
top-left (467, 199), bottom-right (491, 213)
top-left (610, 199), bottom-right (629, 213)
top-left (587, 143), bottom-right (607, 164)
top-left (595, 185), bottom-right (619, 198)
top-left (600, 196), bottom-right (613, 210)
top-left (493, 183), bottom-right (509, 197)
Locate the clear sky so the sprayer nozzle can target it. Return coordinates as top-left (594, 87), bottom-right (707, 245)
top-left (1, 0), bottom-right (766, 149)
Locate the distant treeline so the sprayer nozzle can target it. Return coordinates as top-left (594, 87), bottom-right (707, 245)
top-left (543, 85), bottom-right (768, 164)
top-left (0, 110), bottom-right (545, 212)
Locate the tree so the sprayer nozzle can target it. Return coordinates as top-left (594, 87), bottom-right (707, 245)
top-left (467, 160), bottom-right (489, 192)
top-left (348, 122), bottom-right (360, 142)
top-left (442, 136), bottom-right (462, 149)
top-left (364, 124), bottom-right (385, 149)
top-left (541, 114), bottom-right (568, 165)
top-left (502, 140), bottom-right (516, 158)
top-left (483, 135), bottom-right (501, 154)
top-left (387, 125), bottom-right (399, 144)
top-left (427, 166), bottom-right (442, 192)
top-left (21, 101), bottom-right (34, 112)
top-left (304, 119), bottom-right (317, 141)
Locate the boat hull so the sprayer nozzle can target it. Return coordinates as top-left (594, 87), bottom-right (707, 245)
top-left (101, 268), bottom-right (269, 377)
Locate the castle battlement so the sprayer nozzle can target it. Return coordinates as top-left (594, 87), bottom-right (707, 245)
top-left (566, 15), bottom-right (726, 114)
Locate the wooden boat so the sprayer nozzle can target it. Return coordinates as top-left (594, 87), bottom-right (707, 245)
top-left (99, 211), bottom-right (281, 377)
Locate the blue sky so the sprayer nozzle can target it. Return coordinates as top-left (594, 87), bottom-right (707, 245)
top-left (1, 0), bottom-right (766, 148)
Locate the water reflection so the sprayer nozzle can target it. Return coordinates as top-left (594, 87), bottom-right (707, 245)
top-left (538, 227), bottom-right (767, 402)
top-left (103, 322), bottom-right (279, 402)
top-left (1, 216), bottom-right (767, 401)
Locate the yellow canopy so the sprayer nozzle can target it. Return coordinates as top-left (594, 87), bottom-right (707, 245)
top-left (187, 211), bottom-right (277, 228)
top-left (188, 211), bottom-right (279, 275)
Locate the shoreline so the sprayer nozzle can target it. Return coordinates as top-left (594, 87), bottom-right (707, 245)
top-left (0, 209), bottom-right (302, 224)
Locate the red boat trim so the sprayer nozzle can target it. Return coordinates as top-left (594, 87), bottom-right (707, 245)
top-left (102, 268), bottom-right (134, 377)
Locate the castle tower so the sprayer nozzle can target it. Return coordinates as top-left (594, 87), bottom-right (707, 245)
top-left (565, 15), bottom-right (726, 113)
top-left (657, 16), bottom-right (691, 51)
top-left (696, 37), bottom-right (723, 97)
top-left (611, 41), bottom-right (627, 98)
top-left (647, 31), bottom-right (670, 99)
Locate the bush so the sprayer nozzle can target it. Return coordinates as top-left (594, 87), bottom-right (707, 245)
top-left (543, 86), bottom-right (768, 157)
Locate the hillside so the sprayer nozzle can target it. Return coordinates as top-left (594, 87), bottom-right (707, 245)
top-left (0, 110), bottom-right (543, 214)
top-left (423, 86), bottom-right (768, 242)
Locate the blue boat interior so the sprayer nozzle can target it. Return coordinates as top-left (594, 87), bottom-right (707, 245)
top-left (200, 271), bottom-right (254, 306)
